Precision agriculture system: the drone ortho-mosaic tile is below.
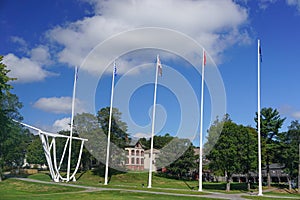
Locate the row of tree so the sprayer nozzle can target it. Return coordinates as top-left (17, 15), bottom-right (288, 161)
top-left (206, 110), bottom-right (300, 192)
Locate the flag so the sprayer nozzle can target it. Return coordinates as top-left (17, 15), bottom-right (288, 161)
top-left (157, 55), bottom-right (162, 76)
top-left (113, 61), bottom-right (117, 76)
top-left (259, 45), bottom-right (262, 63)
top-left (75, 66), bottom-right (79, 80)
top-left (203, 50), bottom-right (206, 66)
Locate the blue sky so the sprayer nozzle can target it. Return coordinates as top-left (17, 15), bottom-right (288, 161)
top-left (1, 0), bottom-right (300, 146)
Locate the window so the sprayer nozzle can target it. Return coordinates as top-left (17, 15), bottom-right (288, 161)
top-left (136, 158), bottom-right (140, 164)
top-left (131, 157), bottom-right (135, 165)
top-left (131, 150), bottom-right (135, 156)
top-left (141, 158), bottom-right (144, 165)
top-left (126, 158), bottom-right (129, 164)
top-left (141, 151), bottom-right (144, 156)
top-left (136, 150), bottom-right (140, 156)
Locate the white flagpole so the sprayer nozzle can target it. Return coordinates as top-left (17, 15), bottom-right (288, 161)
top-left (67, 66), bottom-right (78, 182)
top-left (104, 61), bottom-right (116, 185)
top-left (148, 55), bottom-right (160, 188)
top-left (257, 39), bottom-right (263, 196)
top-left (198, 49), bottom-right (205, 191)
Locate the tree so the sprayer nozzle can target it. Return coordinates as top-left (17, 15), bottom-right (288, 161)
top-left (207, 115), bottom-right (257, 192)
top-left (97, 107), bottom-right (129, 148)
top-left (204, 115), bottom-right (227, 156)
top-left (255, 107), bottom-right (285, 188)
top-left (237, 126), bottom-right (258, 190)
top-left (279, 120), bottom-right (300, 192)
top-left (167, 143), bottom-right (197, 179)
top-left (75, 112), bottom-right (127, 174)
top-left (0, 56), bottom-right (23, 181)
top-left (207, 119), bottom-right (239, 192)
top-left (139, 133), bottom-right (173, 150)
top-left (26, 135), bottom-right (46, 166)
top-left (156, 137), bottom-right (196, 179)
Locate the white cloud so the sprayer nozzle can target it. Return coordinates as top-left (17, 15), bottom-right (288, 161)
top-left (258, 0), bottom-right (277, 10)
top-left (30, 45), bottom-right (52, 65)
top-left (10, 36), bottom-right (28, 52)
top-left (258, 0), bottom-right (300, 12)
top-left (52, 117), bottom-right (71, 132)
top-left (286, 0), bottom-right (300, 12)
top-left (132, 132), bottom-right (151, 139)
top-left (3, 53), bottom-right (53, 83)
top-left (33, 96), bottom-right (86, 114)
top-left (47, 0), bottom-right (250, 74)
top-left (279, 105), bottom-right (300, 119)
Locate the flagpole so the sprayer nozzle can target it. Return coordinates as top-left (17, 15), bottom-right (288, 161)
top-left (257, 39), bottom-right (263, 196)
top-left (67, 66), bottom-right (78, 182)
top-left (148, 55), bottom-right (160, 188)
top-left (104, 62), bottom-right (116, 185)
top-left (198, 49), bottom-right (205, 191)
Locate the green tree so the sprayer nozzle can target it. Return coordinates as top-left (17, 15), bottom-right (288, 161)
top-left (166, 143), bottom-right (197, 179)
top-left (156, 137), bottom-right (195, 179)
top-left (207, 118), bottom-right (238, 192)
top-left (279, 120), bottom-right (300, 192)
top-left (139, 133), bottom-right (173, 150)
top-left (204, 115), bottom-right (227, 156)
top-left (237, 126), bottom-right (258, 190)
top-left (75, 112), bottom-right (126, 175)
top-left (97, 107), bottom-right (129, 148)
top-left (207, 116), bottom-right (257, 192)
top-left (26, 135), bottom-right (46, 166)
top-left (255, 107), bottom-right (285, 188)
top-left (0, 56), bottom-right (23, 181)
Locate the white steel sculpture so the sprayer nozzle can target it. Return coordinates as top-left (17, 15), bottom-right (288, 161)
top-left (16, 121), bottom-right (87, 182)
top-left (15, 66), bottom-right (87, 182)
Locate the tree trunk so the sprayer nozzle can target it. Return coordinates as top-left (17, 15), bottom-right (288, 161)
top-left (226, 174), bottom-right (231, 192)
top-left (246, 175), bottom-right (251, 191)
top-left (287, 176), bottom-right (292, 191)
top-left (266, 159), bottom-right (271, 188)
top-left (226, 180), bottom-right (231, 192)
top-left (267, 170), bottom-right (271, 188)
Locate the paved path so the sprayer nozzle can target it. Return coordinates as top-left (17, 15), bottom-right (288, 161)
top-left (15, 178), bottom-right (298, 199)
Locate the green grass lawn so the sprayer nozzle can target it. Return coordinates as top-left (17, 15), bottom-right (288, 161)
top-left (18, 170), bottom-right (300, 200)
top-left (0, 178), bottom-right (83, 199)
top-left (0, 178), bottom-right (220, 200)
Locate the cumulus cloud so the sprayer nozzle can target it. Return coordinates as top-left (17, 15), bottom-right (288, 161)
top-left (33, 96), bottom-right (86, 114)
top-left (47, 0), bottom-right (250, 75)
top-left (52, 117), bottom-right (71, 132)
top-left (30, 45), bottom-right (52, 65)
top-left (2, 41), bottom-right (55, 83)
top-left (3, 53), bottom-right (53, 83)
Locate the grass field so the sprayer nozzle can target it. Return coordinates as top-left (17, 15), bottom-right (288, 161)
top-left (0, 178), bottom-right (220, 200)
top-left (1, 170), bottom-right (300, 199)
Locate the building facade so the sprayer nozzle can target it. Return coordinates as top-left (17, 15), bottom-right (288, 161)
top-left (125, 141), bottom-right (145, 171)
